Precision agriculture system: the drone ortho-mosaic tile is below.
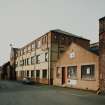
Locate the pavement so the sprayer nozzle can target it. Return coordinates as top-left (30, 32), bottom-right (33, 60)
top-left (0, 80), bottom-right (105, 105)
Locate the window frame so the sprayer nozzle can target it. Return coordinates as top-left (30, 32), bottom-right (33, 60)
top-left (42, 69), bottom-right (47, 78)
top-left (81, 64), bottom-right (95, 80)
top-left (31, 70), bottom-right (35, 77)
top-left (36, 70), bottom-right (40, 78)
top-left (67, 66), bottom-right (77, 79)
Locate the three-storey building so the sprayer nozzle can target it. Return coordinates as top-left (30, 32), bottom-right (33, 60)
top-left (14, 29), bottom-right (90, 85)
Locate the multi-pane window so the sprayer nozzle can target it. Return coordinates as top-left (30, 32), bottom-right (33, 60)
top-left (45, 52), bottom-right (48, 62)
top-left (28, 46), bottom-right (31, 52)
top-left (100, 20), bottom-right (105, 33)
top-left (67, 66), bottom-right (77, 79)
top-left (31, 56), bottom-right (35, 64)
top-left (36, 55), bottom-right (40, 64)
top-left (31, 43), bottom-right (35, 50)
top-left (27, 71), bottom-right (29, 77)
top-left (20, 60), bottom-right (23, 66)
top-left (42, 35), bottom-right (47, 44)
top-left (27, 58), bottom-right (29, 65)
top-left (36, 70), bottom-right (40, 78)
top-left (37, 40), bottom-right (41, 48)
top-left (52, 34), bottom-right (58, 43)
top-left (24, 59), bottom-right (27, 66)
top-left (45, 35), bottom-right (47, 43)
top-left (42, 37), bottom-right (45, 45)
top-left (23, 60), bottom-right (24, 66)
top-left (23, 48), bottom-right (26, 54)
top-left (61, 36), bottom-right (66, 44)
top-left (42, 69), bottom-right (47, 78)
top-left (31, 70), bottom-right (35, 77)
top-left (81, 65), bottom-right (95, 80)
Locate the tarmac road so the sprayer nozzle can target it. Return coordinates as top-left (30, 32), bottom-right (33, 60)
top-left (0, 80), bottom-right (105, 105)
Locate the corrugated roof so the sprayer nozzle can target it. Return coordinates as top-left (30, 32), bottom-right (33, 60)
top-left (51, 29), bottom-right (90, 41)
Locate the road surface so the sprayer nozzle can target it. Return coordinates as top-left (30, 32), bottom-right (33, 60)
top-left (0, 80), bottom-right (105, 105)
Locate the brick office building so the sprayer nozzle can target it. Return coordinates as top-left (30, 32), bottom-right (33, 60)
top-left (13, 29), bottom-right (90, 85)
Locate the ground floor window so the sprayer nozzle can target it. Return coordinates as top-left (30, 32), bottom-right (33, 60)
top-left (27, 71), bottom-right (29, 77)
top-left (36, 70), bottom-right (40, 78)
top-left (67, 66), bottom-right (77, 79)
top-left (31, 70), bottom-right (35, 77)
top-left (81, 64), bottom-right (95, 80)
top-left (42, 69), bottom-right (47, 78)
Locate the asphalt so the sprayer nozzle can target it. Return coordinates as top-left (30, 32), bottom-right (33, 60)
top-left (0, 80), bottom-right (105, 105)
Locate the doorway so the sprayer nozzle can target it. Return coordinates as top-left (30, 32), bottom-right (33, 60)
top-left (62, 67), bottom-right (66, 85)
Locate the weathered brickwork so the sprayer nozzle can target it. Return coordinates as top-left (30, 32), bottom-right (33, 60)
top-left (99, 17), bottom-right (105, 91)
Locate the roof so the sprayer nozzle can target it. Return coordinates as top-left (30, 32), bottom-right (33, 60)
top-left (89, 42), bottom-right (99, 55)
top-left (19, 29), bottom-right (90, 49)
top-left (51, 29), bottom-right (90, 41)
top-left (99, 16), bottom-right (105, 21)
top-left (90, 42), bottom-right (99, 48)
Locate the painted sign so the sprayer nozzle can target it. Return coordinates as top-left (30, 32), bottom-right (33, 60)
top-left (67, 79), bottom-right (77, 86)
top-left (69, 52), bottom-right (75, 59)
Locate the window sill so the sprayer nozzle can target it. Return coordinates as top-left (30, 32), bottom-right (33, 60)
top-left (81, 78), bottom-right (96, 81)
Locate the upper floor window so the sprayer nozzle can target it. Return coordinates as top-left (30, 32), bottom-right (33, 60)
top-left (45, 52), bottom-right (48, 62)
top-left (28, 46), bottom-right (31, 52)
top-left (20, 50), bottom-right (23, 56)
top-left (81, 64), bottom-right (95, 80)
top-left (37, 40), bottom-right (41, 48)
top-left (100, 20), bottom-right (105, 33)
top-left (27, 58), bottom-right (30, 65)
top-left (20, 60), bottom-right (23, 66)
top-left (31, 56), bottom-right (35, 64)
top-left (42, 35), bottom-right (47, 45)
top-left (52, 34), bottom-right (58, 43)
top-left (23, 48), bottom-right (27, 54)
top-left (16, 62), bottom-right (18, 67)
top-left (36, 55), bottom-right (40, 64)
top-left (61, 36), bottom-right (66, 44)
top-left (31, 43), bottom-right (35, 50)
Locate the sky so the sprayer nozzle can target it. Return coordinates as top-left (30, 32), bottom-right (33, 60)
top-left (0, 0), bottom-right (105, 65)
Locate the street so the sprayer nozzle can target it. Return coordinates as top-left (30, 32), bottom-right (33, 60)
top-left (0, 81), bottom-right (105, 105)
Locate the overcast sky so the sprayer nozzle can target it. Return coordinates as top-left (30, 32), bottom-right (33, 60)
top-left (0, 0), bottom-right (105, 65)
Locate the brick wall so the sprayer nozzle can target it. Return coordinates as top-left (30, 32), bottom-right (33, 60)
top-left (99, 17), bottom-right (105, 91)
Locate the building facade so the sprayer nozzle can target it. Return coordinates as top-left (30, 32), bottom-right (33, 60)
top-left (14, 29), bottom-right (90, 85)
top-left (11, 16), bottom-right (105, 92)
top-left (53, 42), bottom-right (99, 91)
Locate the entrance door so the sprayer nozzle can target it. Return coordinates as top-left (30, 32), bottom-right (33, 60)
top-left (62, 67), bottom-right (66, 85)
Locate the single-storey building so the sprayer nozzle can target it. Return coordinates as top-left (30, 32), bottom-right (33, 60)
top-left (53, 42), bottom-right (99, 91)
